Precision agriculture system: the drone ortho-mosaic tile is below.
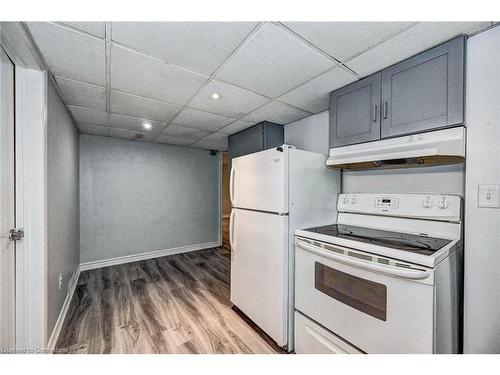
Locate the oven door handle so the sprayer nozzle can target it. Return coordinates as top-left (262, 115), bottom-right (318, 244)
top-left (295, 238), bottom-right (430, 280)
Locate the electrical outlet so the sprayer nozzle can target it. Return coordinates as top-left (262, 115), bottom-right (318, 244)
top-left (58, 273), bottom-right (63, 290)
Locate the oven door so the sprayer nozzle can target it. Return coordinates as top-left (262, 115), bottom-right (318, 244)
top-left (295, 237), bottom-right (435, 354)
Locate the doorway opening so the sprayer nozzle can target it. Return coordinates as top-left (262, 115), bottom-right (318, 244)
top-left (221, 152), bottom-right (231, 251)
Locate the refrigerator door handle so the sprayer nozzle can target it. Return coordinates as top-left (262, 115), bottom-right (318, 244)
top-left (230, 210), bottom-right (236, 251)
top-left (230, 165), bottom-right (236, 207)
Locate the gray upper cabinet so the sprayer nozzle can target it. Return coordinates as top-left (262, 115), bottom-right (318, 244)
top-left (228, 121), bottom-right (284, 162)
top-left (380, 36), bottom-right (465, 138)
top-left (329, 36), bottom-right (465, 148)
top-left (329, 73), bottom-right (381, 147)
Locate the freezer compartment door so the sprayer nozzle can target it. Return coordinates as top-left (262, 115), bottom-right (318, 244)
top-left (230, 208), bottom-right (288, 347)
top-left (230, 147), bottom-right (288, 213)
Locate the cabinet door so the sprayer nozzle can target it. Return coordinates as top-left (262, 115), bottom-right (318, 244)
top-left (228, 123), bottom-right (264, 160)
top-left (381, 36), bottom-right (465, 138)
top-left (329, 73), bottom-right (381, 148)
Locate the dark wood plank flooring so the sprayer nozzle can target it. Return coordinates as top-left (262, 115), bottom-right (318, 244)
top-left (221, 217), bottom-right (230, 251)
top-left (55, 247), bottom-right (276, 354)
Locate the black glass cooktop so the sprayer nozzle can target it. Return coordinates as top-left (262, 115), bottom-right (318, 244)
top-left (303, 224), bottom-right (452, 256)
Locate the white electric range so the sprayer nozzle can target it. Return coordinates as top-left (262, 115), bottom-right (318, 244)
top-left (294, 193), bottom-right (463, 354)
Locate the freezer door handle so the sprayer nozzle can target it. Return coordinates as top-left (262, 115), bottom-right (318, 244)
top-left (229, 165), bottom-right (236, 207)
top-left (230, 210), bottom-right (236, 251)
top-left (295, 238), bottom-right (430, 280)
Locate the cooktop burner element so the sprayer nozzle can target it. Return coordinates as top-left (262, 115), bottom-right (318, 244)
top-left (304, 224), bottom-right (451, 256)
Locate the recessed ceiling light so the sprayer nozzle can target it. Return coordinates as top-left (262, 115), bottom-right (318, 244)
top-left (142, 123), bottom-right (152, 130)
top-left (211, 93), bottom-right (221, 100)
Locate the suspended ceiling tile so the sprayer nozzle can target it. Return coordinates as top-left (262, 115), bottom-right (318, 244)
top-left (188, 79), bottom-right (270, 118)
top-left (191, 138), bottom-right (228, 151)
top-left (78, 122), bottom-right (109, 137)
top-left (278, 67), bottom-right (358, 113)
top-left (111, 22), bottom-right (258, 75)
top-left (69, 105), bottom-right (107, 125)
top-left (27, 22), bottom-right (106, 85)
top-left (203, 132), bottom-right (229, 144)
top-left (110, 90), bottom-right (181, 123)
top-left (109, 127), bottom-right (155, 142)
top-left (283, 22), bottom-right (416, 62)
top-left (55, 77), bottom-right (106, 111)
top-left (110, 45), bottom-right (208, 105)
top-left (243, 101), bottom-right (311, 125)
top-left (59, 22), bottom-right (106, 38)
top-left (109, 113), bottom-right (164, 132)
top-left (346, 22), bottom-right (492, 77)
top-left (216, 22), bottom-right (334, 98)
top-left (155, 134), bottom-right (197, 146)
top-left (218, 120), bottom-right (256, 135)
top-left (172, 107), bottom-right (234, 131)
top-left (162, 124), bottom-right (210, 139)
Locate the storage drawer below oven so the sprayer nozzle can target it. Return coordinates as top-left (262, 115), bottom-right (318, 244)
top-left (295, 311), bottom-right (363, 354)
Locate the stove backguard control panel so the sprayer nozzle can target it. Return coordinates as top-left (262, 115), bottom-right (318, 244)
top-left (337, 194), bottom-right (461, 222)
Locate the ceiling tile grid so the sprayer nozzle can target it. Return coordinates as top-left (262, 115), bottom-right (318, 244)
top-left (218, 120), bottom-right (256, 135)
top-left (216, 22), bottom-right (336, 98)
top-left (162, 124), bottom-right (211, 139)
top-left (345, 22), bottom-right (492, 76)
top-left (55, 77), bottom-right (106, 111)
top-left (282, 22), bottom-right (417, 62)
top-left (111, 22), bottom-right (258, 76)
top-left (109, 127), bottom-right (155, 142)
top-left (187, 79), bottom-right (270, 118)
top-left (110, 90), bottom-right (181, 123)
top-left (191, 132), bottom-right (229, 151)
top-left (155, 134), bottom-right (198, 146)
top-left (243, 101), bottom-right (312, 124)
top-left (69, 105), bottom-right (108, 125)
top-left (110, 45), bottom-right (208, 105)
top-left (278, 66), bottom-right (358, 113)
top-left (27, 21), bottom-right (494, 150)
top-left (77, 122), bottom-right (109, 137)
top-left (109, 113), bottom-right (165, 133)
top-left (171, 107), bottom-right (235, 132)
top-left (27, 22), bottom-right (106, 86)
top-left (59, 22), bottom-right (106, 38)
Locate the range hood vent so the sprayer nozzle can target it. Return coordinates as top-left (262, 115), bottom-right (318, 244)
top-left (327, 127), bottom-right (466, 170)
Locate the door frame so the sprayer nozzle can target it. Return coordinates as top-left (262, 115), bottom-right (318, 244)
top-left (0, 45), bottom-right (16, 351)
top-left (1, 22), bottom-right (49, 351)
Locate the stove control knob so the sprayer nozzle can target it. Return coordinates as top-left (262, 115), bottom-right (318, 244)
top-left (423, 199), bottom-right (432, 208)
top-left (351, 196), bottom-right (357, 204)
top-left (342, 196), bottom-right (349, 204)
top-left (438, 199), bottom-right (448, 209)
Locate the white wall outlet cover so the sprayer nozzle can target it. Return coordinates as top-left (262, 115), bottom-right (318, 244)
top-left (478, 184), bottom-right (500, 208)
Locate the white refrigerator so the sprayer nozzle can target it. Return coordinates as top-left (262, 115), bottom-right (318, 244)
top-left (229, 145), bottom-right (340, 350)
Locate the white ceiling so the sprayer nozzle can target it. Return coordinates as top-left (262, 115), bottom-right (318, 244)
top-left (26, 21), bottom-right (494, 151)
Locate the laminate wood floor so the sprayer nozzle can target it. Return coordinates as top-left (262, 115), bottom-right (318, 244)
top-left (221, 217), bottom-right (230, 252)
top-left (55, 247), bottom-right (277, 354)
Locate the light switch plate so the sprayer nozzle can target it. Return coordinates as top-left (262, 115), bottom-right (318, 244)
top-left (478, 184), bottom-right (500, 208)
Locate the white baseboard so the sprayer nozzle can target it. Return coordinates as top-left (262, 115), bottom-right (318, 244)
top-left (46, 265), bottom-right (81, 353)
top-left (79, 241), bottom-right (221, 272)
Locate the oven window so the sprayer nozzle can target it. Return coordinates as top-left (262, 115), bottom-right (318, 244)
top-left (315, 262), bottom-right (387, 321)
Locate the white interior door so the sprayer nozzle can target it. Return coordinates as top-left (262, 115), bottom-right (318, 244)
top-left (230, 208), bottom-right (288, 346)
top-left (230, 147), bottom-right (288, 213)
top-left (0, 47), bottom-right (16, 349)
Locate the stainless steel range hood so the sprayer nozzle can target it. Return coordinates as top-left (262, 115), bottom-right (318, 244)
top-left (327, 127), bottom-right (466, 170)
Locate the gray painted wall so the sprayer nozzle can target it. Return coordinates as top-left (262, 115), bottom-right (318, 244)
top-left (79, 135), bottom-right (220, 263)
top-left (47, 80), bottom-right (80, 335)
top-left (284, 111), bottom-right (330, 155)
top-left (285, 110), bottom-right (465, 196)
